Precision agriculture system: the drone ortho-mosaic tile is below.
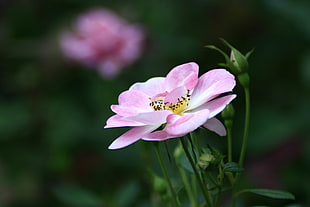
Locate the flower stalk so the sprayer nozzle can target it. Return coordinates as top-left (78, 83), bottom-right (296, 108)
top-left (181, 138), bottom-right (214, 207)
top-left (214, 163), bottom-right (224, 207)
top-left (178, 166), bottom-right (198, 207)
top-left (222, 104), bottom-right (235, 163)
top-left (238, 86), bottom-right (250, 167)
top-left (154, 143), bottom-right (180, 207)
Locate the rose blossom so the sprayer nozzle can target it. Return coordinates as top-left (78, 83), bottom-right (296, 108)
top-left (105, 62), bottom-right (236, 149)
top-left (60, 8), bottom-right (144, 79)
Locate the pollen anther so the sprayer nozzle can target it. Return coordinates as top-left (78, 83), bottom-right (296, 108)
top-left (150, 90), bottom-right (191, 115)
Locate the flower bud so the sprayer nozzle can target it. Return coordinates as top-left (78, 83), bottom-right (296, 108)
top-left (198, 153), bottom-right (215, 170)
top-left (224, 120), bottom-right (233, 130)
top-left (237, 73), bottom-right (250, 88)
top-left (218, 39), bottom-right (253, 76)
top-left (222, 104), bottom-right (234, 130)
top-left (221, 104), bottom-right (235, 120)
top-left (229, 49), bottom-right (248, 74)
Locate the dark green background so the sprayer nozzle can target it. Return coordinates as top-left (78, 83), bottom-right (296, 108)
top-left (1, 0), bottom-right (309, 206)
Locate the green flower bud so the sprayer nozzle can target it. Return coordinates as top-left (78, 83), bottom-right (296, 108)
top-left (198, 153), bottom-right (215, 170)
top-left (206, 39), bottom-right (253, 89)
top-left (224, 120), bottom-right (233, 130)
top-left (222, 104), bottom-right (235, 130)
top-left (230, 49), bottom-right (248, 74)
top-left (221, 104), bottom-right (235, 120)
top-left (221, 39), bottom-right (253, 75)
top-left (237, 72), bottom-right (250, 88)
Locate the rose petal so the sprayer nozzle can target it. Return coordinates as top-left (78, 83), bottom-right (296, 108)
top-left (112, 90), bottom-right (152, 116)
top-left (164, 86), bottom-right (188, 105)
top-left (123, 110), bottom-right (172, 125)
top-left (188, 72), bottom-right (235, 109)
top-left (165, 109), bottom-right (210, 136)
top-left (129, 77), bottom-right (166, 97)
top-left (142, 130), bottom-right (184, 141)
top-left (104, 115), bottom-right (145, 128)
top-left (164, 62), bottom-right (199, 92)
top-left (117, 90), bottom-right (150, 107)
top-left (203, 118), bottom-right (226, 136)
top-left (111, 105), bottom-right (140, 117)
top-left (198, 69), bottom-right (234, 87)
top-left (193, 94), bottom-right (236, 118)
top-left (108, 125), bottom-right (160, 149)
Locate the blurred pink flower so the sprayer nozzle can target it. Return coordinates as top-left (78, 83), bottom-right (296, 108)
top-left (60, 8), bottom-right (144, 78)
top-left (105, 62), bottom-right (236, 149)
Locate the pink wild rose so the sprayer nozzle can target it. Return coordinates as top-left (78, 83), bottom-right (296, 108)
top-left (105, 62), bottom-right (236, 149)
top-left (60, 8), bottom-right (144, 79)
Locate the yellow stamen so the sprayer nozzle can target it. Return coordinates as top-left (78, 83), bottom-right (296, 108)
top-left (149, 91), bottom-right (191, 115)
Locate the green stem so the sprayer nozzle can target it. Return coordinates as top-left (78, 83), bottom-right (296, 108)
top-left (190, 132), bottom-right (210, 197)
top-left (214, 164), bottom-right (224, 207)
top-left (228, 174), bottom-right (240, 207)
top-left (178, 166), bottom-right (198, 207)
top-left (205, 172), bottom-right (218, 187)
top-left (191, 132), bottom-right (202, 157)
top-left (238, 87), bottom-right (250, 167)
top-left (154, 143), bottom-right (179, 207)
top-left (225, 124), bottom-right (235, 185)
top-left (189, 134), bottom-right (198, 163)
top-left (191, 174), bottom-right (198, 204)
top-left (227, 126), bottom-right (233, 163)
top-left (232, 87), bottom-right (251, 207)
top-left (180, 138), bottom-right (213, 207)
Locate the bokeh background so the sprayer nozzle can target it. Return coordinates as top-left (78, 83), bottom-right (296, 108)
top-left (1, 0), bottom-right (310, 206)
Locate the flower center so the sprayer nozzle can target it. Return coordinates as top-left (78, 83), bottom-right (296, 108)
top-left (149, 91), bottom-right (191, 115)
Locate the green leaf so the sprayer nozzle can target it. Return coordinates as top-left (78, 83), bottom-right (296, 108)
top-left (245, 48), bottom-right (255, 59)
top-left (243, 189), bottom-right (295, 200)
top-left (205, 44), bottom-right (230, 63)
top-left (223, 162), bottom-right (244, 173)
